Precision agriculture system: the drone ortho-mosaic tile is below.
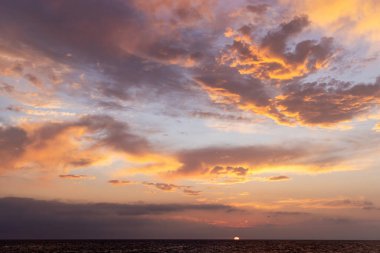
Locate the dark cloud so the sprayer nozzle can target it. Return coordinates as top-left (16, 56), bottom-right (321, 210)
top-left (246, 4), bottom-right (268, 15)
top-left (95, 100), bottom-right (127, 111)
top-left (196, 62), bottom-right (380, 126)
top-left (59, 174), bottom-right (94, 180)
top-left (68, 158), bottom-right (93, 167)
top-left (322, 199), bottom-right (375, 209)
top-left (268, 175), bottom-right (290, 181)
top-left (24, 73), bottom-right (43, 88)
top-left (173, 145), bottom-right (306, 176)
top-left (195, 65), bottom-right (271, 107)
top-left (108, 179), bottom-right (131, 185)
top-left (2, 1), bottom-right (369, 128)
top-left (281, 198), bottom-right (380, 210)
top-left (143, 182), bottom-right (180, 191)
top-left (267, 211), bottom-right (309, 217)
top-left (261, 15), bottom-right (310, 55)
top-left (0, 0), bottom-right (214, 106)
top-left (32, 114), bottom-right (150, 155)
top-left (0, 197), bottom-right (379, 239)
top-left (5, 105), bottom-right (22, 113)
top-left (274, 78), bottom-right (380, 125)
top-left (210, 166), bottom-right (249, 176)
top-left (0, 197), bottom-right (236, 239)
top-left (0, 81), bottom-right (15, 94)
top-left (108, 180), bottom-right (201, 196)
top-left (141, 182), bottom-right (202, 196)
top-left (0, 126), bottom-right (28, 168)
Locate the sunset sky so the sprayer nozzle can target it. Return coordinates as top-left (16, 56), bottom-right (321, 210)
top-left (1, 0), bottom-right (380, 239)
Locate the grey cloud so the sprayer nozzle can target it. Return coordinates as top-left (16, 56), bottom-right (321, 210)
top-left (267, 211), bottom-right (309, 217)
top-left (68, 158), bottom-right (93, 167)
top-left (196, 62), bottom-right (380, 126)
top-left (261, 15), bottom-right (310, 55)
top-left (111, 181), bottom-right (202, 196)
top-left (0, 0), bottom-right (214, 105)
top-left (0, 126), bottom-right (28, 167)
top-left (275, 78), bottom-right (380, 125)
top-left (322, 199), bottom-right (375, 209)
top-left (195, 65), bottom-right (272, 107)
top-left (0, 197), bottom-right (379, 239)
top-left (32, 114), bottom-right (150, 155)
top-left (59, 174), bottom-right (94, 180)
top-left (210, 166), bottom-right (249, 176)
top-left (24, 73), bottom-right (43, 88)
top-left (0, 82), bottom-right (15, 94)
top-left (268, 175), bottom-right (290, 181)
top-left (174, 145), bottom-right (306, 175)
top-left (246, 4), bottom-right (268, 15)
top-left (0, 197), bottom-right (236, 239)
top-left (190, 111), bottom-right (253, 122)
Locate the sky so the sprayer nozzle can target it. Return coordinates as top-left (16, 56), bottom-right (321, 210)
top-left (1, 0), bottom-right (380, 239)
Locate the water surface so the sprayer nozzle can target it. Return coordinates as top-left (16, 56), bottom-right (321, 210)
top-left (1, 240), bottom-right (380, 253)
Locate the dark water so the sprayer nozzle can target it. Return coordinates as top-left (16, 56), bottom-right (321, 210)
top-left (1, 240), bottom-right (380, 253)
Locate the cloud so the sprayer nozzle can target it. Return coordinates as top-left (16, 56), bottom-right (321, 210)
top-left (190, 111), bottom-right (253, 123)
top-left (267, 211), bottom-right (309, 217)
top-left (173, 145), bottom-right (301, 176)
top-left (195, 65), bottom-right (272, 115)
top-left (107, 180), bottom-right (201, 196)
top-left (278, 198), bottom-right (378, 210)
top-left (0, 0), bottom-right (214, 108)
top-left (274, 78), bottom-right (380, 126)
top-left (142, 182), bottom-right (201, 196)
top-left (221, 16), bottom-right (334, 80)
top-left (1, 0), bottom-right (376, 130)
top-left (267, 175), bottom-right (290, 181)
top-left (246, 4), bottom-right (269, 15)
top-left (108, 179), bottom-right (132, 186)
top-left (0, 126), bottom-right (28, 169)
top-left (210, 166), bottom-right (249, 176)
top-left (281, 0), bottom-right (380, 44)
top-left (373, 123), bottom-right (380, 132)
top-left (29, 114), bottom-right (150, 155)
top-left (168, 143), bottom-right (350, 181)
top-left (0, 197), bottom-right (239, 239)
top-left (0, 115), bottom-right (151, 173)
top-left (59, 174), bottom-right (95, 180)
top-left (1, 197), bottom-right (380, 239)
top-left (197, 64), bottom-right (380, 126)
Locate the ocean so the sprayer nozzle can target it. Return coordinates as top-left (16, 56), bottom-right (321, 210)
top-left (1, 240), bottom-right (380, 253)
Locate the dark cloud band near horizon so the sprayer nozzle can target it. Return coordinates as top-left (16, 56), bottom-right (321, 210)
top-left (1, 197), bottom-right (380, 240)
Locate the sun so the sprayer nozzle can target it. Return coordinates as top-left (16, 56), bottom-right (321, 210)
top-left (233, 236), bottom-right (240, 240)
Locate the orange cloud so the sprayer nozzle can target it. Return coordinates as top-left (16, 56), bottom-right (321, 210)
top-left (281, 0), bottom-right (380, 44)
top-left (0, 115), bottom-right (152, 176)
top-left (220, 16), bottom-right (334, 80)
top-left (373, 123), bottom-right (380, 132)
